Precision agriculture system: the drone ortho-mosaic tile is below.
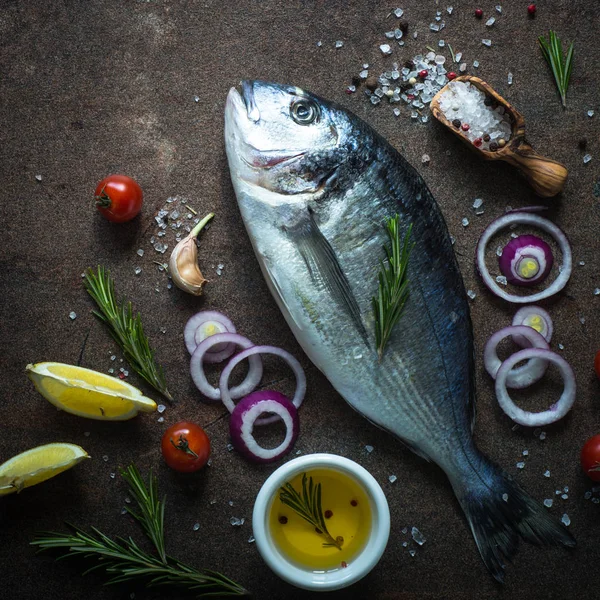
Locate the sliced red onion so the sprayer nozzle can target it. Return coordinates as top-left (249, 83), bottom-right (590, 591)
top-left (511, 306), bottom-right (553, 347)
top-left (495, 348), bottom-right (576, 427)
top-left (229, 390), bottom-right (299, 463)
top-left (484, 326), bottom-right (550, 389)
top-left (190, 333), bottom-right (263, 401)
top-left (498, 235), bottom-right (553, 287)
top-left (184, 311), bottom-right (237, 362)
top-left (220, 346), bottom-right (306, 426)
top-left (476, 212), bottom-right (572, 303)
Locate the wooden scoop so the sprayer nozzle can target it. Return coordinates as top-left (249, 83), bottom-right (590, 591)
top-left (430, 76), bottom-right (567, 198)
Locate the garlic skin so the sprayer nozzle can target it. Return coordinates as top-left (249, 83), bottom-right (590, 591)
top-left (169, 213), bottom-right (214, 295)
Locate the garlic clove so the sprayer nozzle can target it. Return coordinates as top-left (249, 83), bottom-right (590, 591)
top-left (169, 213), bottom-right (214, 296)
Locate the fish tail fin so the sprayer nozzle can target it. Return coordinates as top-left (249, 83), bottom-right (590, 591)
top-left (449, 455), bottom-right (575, 583)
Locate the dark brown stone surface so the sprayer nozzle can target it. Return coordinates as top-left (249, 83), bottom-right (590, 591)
top-left (1, 1), bottom-right (599, 599)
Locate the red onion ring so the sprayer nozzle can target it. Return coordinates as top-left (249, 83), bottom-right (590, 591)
top-left (495, 348), bottom-right (576, 427)
top-left (219, 346), bottom-right (306, 426)
top-left (498, 235), bottom-right (553, 286)
top-left (511, 306), bottom-right (553, 347)
top-left (229, 390), bottom-right (299, 463)
top-left (190, 333), bottom-right (263, 401)
top-left (476, 212), bottom-right (572, 303)
top-left (484, 326), bottom-right (550, 389)
top-left (184, 311), bottom-right (237, 362)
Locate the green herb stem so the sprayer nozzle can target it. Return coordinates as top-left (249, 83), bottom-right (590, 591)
top-left (538, 31), bottom-right (574, 109)
top-left (279, 473), bottom-right (343, 550)
top-left (32, 466), bottom-right (249, 598)
top-left (372, 217), bottom-right (414, 360)
top-left (83, 266), bottom-right (173, 402)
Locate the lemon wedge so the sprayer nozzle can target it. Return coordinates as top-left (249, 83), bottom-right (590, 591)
top-left (26, 362), bottom-right (158, 420)
top-left (0, 443), bottom-right (89, 496)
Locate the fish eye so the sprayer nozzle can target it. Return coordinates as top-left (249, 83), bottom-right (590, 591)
top-left (290, 99), bottom-right (319, 125)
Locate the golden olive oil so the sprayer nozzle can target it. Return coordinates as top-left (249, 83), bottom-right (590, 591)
top-left (269, 468), bottom-right (372, 571)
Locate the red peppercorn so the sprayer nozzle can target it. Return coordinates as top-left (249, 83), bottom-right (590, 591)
top-left (461, 123), bottom-right (470, 132)
top-left (527, 4), bottom-right (536, 16)
top-left (419, 69), bottom-right (428, 78)
top-left (447, 72), bottom-right (457, 80)
top-left (475, 8), bottom-right (483, 18)
top-left (341, 561), bottom-right (348, 568)
top-left (473, 138), bottom-right (483, 147)
top-left (118, 372), bottom-right (126, 379)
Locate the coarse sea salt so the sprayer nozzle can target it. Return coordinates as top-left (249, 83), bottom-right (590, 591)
top-left (438, 81), bottom-right (512, 150)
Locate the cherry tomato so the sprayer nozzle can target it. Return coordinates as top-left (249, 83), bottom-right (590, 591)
top-left (95, 174), bottom-right (143, 223)
top-left (581, 434), bottom-right (600, 482)
top-left (594, 349), bottom-right (600, 380)
top-left (161, 421), bottom-right (211, 473)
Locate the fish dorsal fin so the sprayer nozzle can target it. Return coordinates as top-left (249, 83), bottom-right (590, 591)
top-left (288, 210), bottom-right (368, 344)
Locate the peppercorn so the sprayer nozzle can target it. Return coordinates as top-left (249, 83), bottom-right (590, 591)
top-left (350, 499), bottom-right (358, 507)
top-left (484, 96), bottom-right (493, 107)
top-left (408, 77), bottom-right (417, 85)
top-left (324, 510), bottom-right (333, 519)
top-left (278, 515), bottom-right (288, 524)
top-left (419, 69), bottom-right (428, 78)
top-left (452, 119), bottom-right (461, 128)
top-left (461, 123), bottom-right (470, 132)
top-left (473, 138), bottom-right (483, 148)
top-left (527, 4), bottom-right (536, 16)
top-left (447, 72), bottom-right (457, 80)
top-left (365, 76), bottom-right (378, 91)
top-left (404, 60), bottom-right (415, 70)
top-left (475, 8), bottom-right (483, 18)
top-left (579, 137), bottom-right (588, 150)
top-left (351, 75), bottom-right (361, 87)
top-left (489, 141), bottom-right (499, 151)
top-left (483, 134), bottom-right (490, 142)
top-left (398, 20), bottom-right (409, 34)
top-left (498, 138), bottom-right (506, 147)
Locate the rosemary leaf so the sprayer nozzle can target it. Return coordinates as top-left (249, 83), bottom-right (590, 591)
top-left (32, 466), bottom-right (249, 598)
top-left (279, 473), bottom-right (342, 550)
top-left (83, 266), bottom-right (173, 402)
top-left (372, 217), bottom-right (414, 360)
top-left (538, 31), bottom-right (574, 108)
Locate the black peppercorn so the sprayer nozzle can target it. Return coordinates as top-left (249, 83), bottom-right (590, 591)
top-left (365, 76), bottom-right (378, 91)
top-left (483, 134), bottom-right (490, 142)
top-left (398, 20), bottom-right (409, 34)
top-left (489, 141), bottom-right (499, 151)
top-left (452, 119), bottom-right (461, 128)
top-left (351, 75), bottom-right (361, 87)
top-left (579, 137), bottom-right (588, 150)
top-left (404, 60), bottom-right (415, 70)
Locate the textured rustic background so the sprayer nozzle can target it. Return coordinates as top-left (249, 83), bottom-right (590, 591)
top-left (1, 1), bottom-right (599, 599)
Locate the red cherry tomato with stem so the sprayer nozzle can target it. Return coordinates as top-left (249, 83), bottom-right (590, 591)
top-left (581, 434), bottom-right (600, 482)
top-left (161, 421), bottom-right (211, 473)
top-left (95, 174), bottom-right (143, 223)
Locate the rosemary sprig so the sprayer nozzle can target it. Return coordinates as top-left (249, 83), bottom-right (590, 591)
top-left (32, 465), bottom-right (249, 598)
top-left (538, 31), bottom-right (574, 109)
top-left (84, 266), bottom-right (173, 402)
top-left (279, 473), bottom-right (343, 550)
top-left (372, 217), bottom-right (414, 360)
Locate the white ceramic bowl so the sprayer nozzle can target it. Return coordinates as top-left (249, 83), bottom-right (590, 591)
top-left (252, 453), bottom-right (390, 591)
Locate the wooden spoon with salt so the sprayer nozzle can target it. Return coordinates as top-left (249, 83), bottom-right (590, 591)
top-left (430, 76), bottom-right (567, 198)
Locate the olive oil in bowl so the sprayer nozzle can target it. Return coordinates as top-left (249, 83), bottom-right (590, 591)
top-left (270, 468), bottom-right (371, 571)
top-left (253, 454), bottom-right (390, 591)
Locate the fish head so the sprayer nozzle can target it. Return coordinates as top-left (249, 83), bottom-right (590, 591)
top-left (225, 80), bottom-right (354, 200)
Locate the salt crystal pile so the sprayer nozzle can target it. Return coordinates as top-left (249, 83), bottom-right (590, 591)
top-left (438, 81), bottom-right (512, 150)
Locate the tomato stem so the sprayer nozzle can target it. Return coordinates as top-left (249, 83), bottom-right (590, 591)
top-left (95, 185), bottom-right (113, 209)
top-left (171, 435), bottom-right (198, 458)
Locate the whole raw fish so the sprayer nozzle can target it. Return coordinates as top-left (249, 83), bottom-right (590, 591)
top-left (224, 80), bottom-right (575, 581)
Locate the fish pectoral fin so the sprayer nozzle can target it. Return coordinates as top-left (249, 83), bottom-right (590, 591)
top-left (290, 210), bottom-right (368, 344)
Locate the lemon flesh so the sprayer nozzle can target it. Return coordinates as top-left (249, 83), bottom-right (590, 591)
top-left (26, 362), bottom-right (157, 420)
top-left (0, 443), bottom-right (89, 496)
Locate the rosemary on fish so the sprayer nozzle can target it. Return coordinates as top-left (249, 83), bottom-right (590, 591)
top-left (279, 473), bottom-right (343, 550)
top-left (538, 31), bottom-right (574, 109)
top-left (84, 266), bottom-right (173, 402)
top-left (373, 216), bottom-right (414, 360)
top-left (31, 465), bottom-right (249, 597)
